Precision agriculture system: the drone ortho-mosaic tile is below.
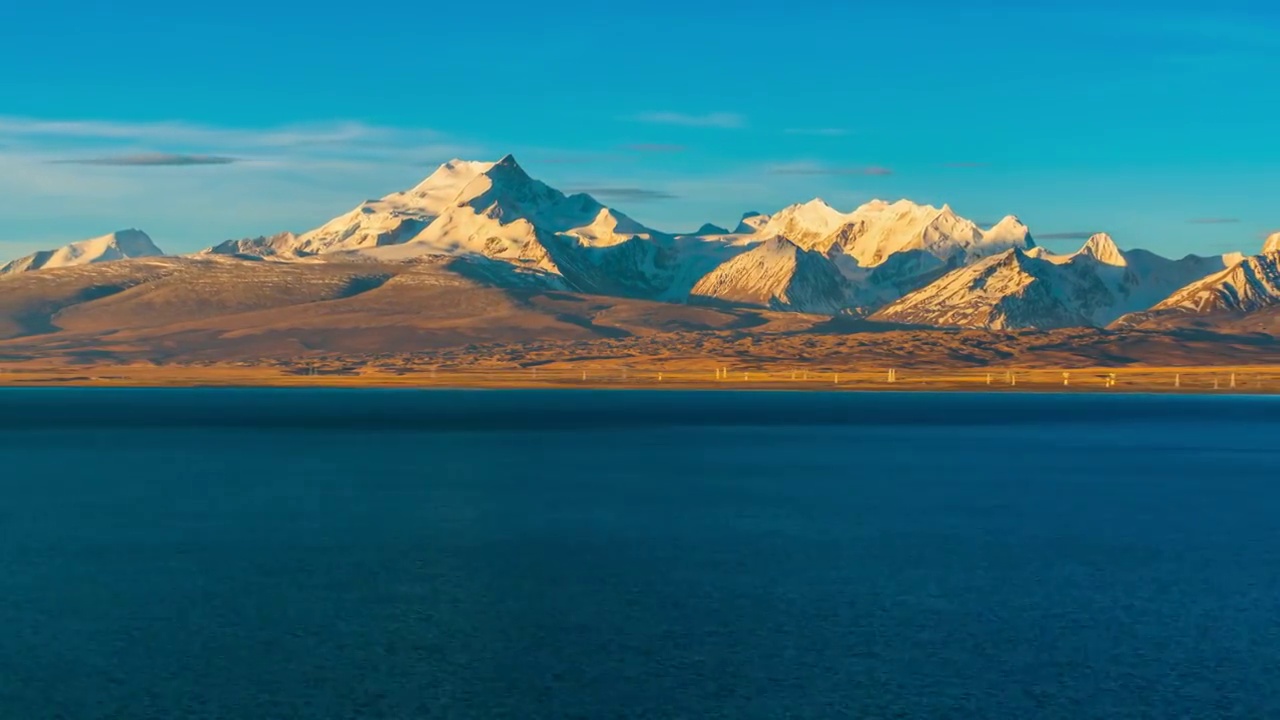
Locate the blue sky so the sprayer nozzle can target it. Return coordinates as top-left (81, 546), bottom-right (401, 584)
top-left (1, 0), bottom-right (1277, 258)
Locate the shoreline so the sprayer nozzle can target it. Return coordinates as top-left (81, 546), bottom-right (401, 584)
top-left (3, 364), bottom-right (1280, 395)
top-left (2, 386), bottom-right (1277, 397)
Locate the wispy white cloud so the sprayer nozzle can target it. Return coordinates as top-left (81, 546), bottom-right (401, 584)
top-left (0, 117), bottom-right (420, 149)
top-left (565, 187), bottom-right (678, 201)
top-left (621, 143), bottom-right (687, 153)
top-left (626, 112), bottom-right (745, 129)
top-left (1037, 231), bottom-right (1098, 240)
top-left (529, 153), bottom-right (627, 166)
top-left (767, 161), bottom-right (893, 176)
top-left (0, 116), bottom-right (474, 169)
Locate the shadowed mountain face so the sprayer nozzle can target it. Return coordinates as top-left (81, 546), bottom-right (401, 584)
top-left (1113, 241), bottom-right (1280, 332)
top-left (1, 157), bottom-right (1275, 350)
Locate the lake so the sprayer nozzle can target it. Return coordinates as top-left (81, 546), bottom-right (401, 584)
top-left (1, 389), bottom-right (1278, 718)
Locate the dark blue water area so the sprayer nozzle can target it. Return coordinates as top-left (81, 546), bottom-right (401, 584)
top-left (1, 389), bottom-right (1279, 718)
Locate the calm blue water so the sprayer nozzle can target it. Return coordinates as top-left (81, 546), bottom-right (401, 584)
top-left (2, 389), bottom-right (1279, 718)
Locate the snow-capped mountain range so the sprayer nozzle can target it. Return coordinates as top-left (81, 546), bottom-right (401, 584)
top-left (195, 156), bottom-right (1040, 312)
top-left (874, 234), bottom-right (1241, 329)
top-left (1114, 237), bottom-right (1280, 327)
top-left (3, 156), bottom-right (1276, 331)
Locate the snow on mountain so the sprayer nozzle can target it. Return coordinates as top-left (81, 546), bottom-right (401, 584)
top-left (829, 201), bottom-right (983, 265)
top-left (244, 155), bottom-right (643, 261)
top-left (187, 158), bottom-right (1053, 313)
top-left (449, 155), bottom-right (641, 239)
top-left (1160, 254), bottom-right (1280, 313)
top-left (285, 159), bottom-right (498, 256)
top-left (871, 249), bottom-right (1103, 329)
top-left (689, 223), bottom-right (730, 236)
top-left (749, 199), bottom-right (1033, 268)
top-left (383, 200), bottom-right (558, 271)
top-left (734, 212), bottom-right (770, 234)
top-left (1036, 233), bottom-right (1237, 317)
top-left (853, 249), bottom-right (954, 309)
top-left (843, 202), bottom-right (1033, 266)
top-left (1075, 232), bottom-right (1126, 266)
top-left (756, 200), bottom-right (851, 248)
top-left (690, 236), bottom-right (850, 314)
top-left (558, 207), bottom-right (653, 247)
top-left (211, 154), bottom-right (703, 298)
top-left (385, 154), bottom-right (652, 259)
top-left (1103, 249), bottom-right (1235, 316)
top-left (1, 230), bottom-right (165, 276)
top-left (873, 234), bottom-right (1238, 329)
top-left (983, 215), bottom-right (1035, 250)
top-left (536, 234), bottom-right (677, 298)
top-left (1118, 243), bottom-right (1280, 322)
top-left (218, 160), bottom-right (1043, 311)
top-left (730, 199), bottom-right (1033, 312)
top-left (1264, 232), bottom-right (1280, 255)
top-left (174, 156), bottom-right (1258, 326)
top-left (202, 232), bottom-right (301, 259)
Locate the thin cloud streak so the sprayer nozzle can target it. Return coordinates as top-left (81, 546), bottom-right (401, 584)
top-left (52, 153), bottom-right (239, 166)
top-left (1187, 217), bottom-right (1240, 224)
top-left (528, 152), bottom-right (629, 165)
top-left (622, 143), bottom-right (687, 153)
top-left (0, 117), bottom-right (433, 149)
top-left (768, 163), bottom-right (893, 176)
top-left (1037, 231), bottom-right (1097, 240)
top-left (567, 187), bottom-right (678, 201)
top-left (627, 112), bottom-right (745, 129)
top-left (0, 116), bottom-right (464, 171)
top-left (0, 119), bottom-right (498, 258)
top-left (943, 162), bottom-right (988, 168)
